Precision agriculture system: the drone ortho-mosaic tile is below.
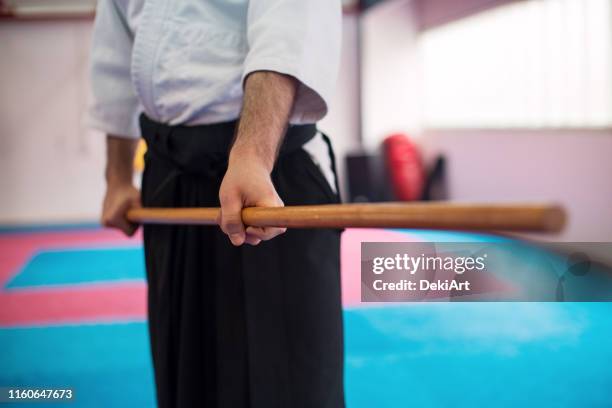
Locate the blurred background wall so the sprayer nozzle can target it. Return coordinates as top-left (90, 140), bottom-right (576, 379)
top-left (0, 19), bottom-right (98, 223)
top-left (358, 0), bottom-right (612, 241)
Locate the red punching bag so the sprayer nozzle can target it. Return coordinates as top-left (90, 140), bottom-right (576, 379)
top-left (383, 133), bottom-right (425, 201)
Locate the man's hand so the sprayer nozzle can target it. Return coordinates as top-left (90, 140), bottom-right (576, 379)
top-left (101, 135), bottom-right (140, 236)
top-left (219, 150), bottom-right (286, 246)
top-left (219, 71), bottom-right (297, 246)
top-left (102, 182), bottom-right (141, 236)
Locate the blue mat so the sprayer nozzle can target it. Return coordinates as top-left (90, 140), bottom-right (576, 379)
top-left (6, 247), bottom-right (145, 289)
top-left (2, 304), bottom-right (612, 407)
top-left (398, 229), bottom-right (513, 243)
top-left (345, 303), bottom-right (612, 408)
top-left (0, 322), bottom-right (155, 408)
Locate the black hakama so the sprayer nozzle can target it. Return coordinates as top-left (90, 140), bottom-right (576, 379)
top-left (139, 114), bottom-right (344, 408)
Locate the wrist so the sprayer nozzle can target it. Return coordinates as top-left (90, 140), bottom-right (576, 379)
top-left (229, 144), bottom-right (275, 173)
top-left (105, 135), bottom-right (138, 189)
top-left (105, 168), bottom-right (134, 189)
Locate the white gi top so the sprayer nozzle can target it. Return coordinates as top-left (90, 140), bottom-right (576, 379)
top-left (87, 0), bottom-right (342, 139)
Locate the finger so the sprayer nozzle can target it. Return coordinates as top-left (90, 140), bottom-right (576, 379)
top-left (121, 218), bottom-right (140, 237)
top-left (245, 190), bottom-right (285, 241)
top-left (101, 201), bottom-right (132, 232)
top-left (244, 234), bottom-right (262, 246)
top-left (246, 226), bottom-right (287, 241)
top-left (102, 210), bottom-right (136, 237)
top-left (219, 191), bottom-right (245, 246)
top-left (117, 195), bottom-right (140, 235)
top-left (118, 219), bottom-right (138, 237)
top-left (254, 193), bottom-right (284, 209)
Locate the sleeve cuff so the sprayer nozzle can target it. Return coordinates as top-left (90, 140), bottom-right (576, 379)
top-left (85, 108), bottom-right (141, 139)
top-left (242, 57), bottom-right (330, 124)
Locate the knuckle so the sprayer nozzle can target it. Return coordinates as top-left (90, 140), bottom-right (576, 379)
top-left (219, 193), bottom-right (230, 205)
top-left (219, 189), bottom-right (239, 205)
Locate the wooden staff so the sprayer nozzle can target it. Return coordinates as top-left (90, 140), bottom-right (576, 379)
top-left (127, 203), bottom-right (566, 232)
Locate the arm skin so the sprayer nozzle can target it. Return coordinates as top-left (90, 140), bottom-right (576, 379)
top-left (219, 71), bottom-right (298, 246)
top-left (102, 71), bottom-right (295, 242)
top-left (101, 135), bottom-right (141, 236)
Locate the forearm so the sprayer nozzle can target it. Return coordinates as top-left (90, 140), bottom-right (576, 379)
top-left (105, 135), bottom-right (138, 186)
top-left (219, 71), bottom-right (295, 246)
top-left (101, 135), bottom-right (140, 236)
top-left (230, 71), bottom-right (298, 172)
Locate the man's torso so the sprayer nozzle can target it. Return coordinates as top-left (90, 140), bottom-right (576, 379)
top-left (117, 0), bottom-right (250, 125)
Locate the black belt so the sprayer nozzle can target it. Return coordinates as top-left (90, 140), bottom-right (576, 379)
top-left (140, 113), bottom-right (317, 176)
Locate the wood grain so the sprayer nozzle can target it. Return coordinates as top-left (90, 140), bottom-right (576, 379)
top-left (127, 202), bottom-right (566, 232)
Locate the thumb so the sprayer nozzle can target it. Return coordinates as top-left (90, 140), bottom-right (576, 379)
top-left (220, 191), bottom-right (245, 246)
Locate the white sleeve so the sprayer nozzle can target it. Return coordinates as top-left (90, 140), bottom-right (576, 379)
top-left (86, 0), bottom-right (141, 139)
top-left (243, 0), bottom-right (342, 124)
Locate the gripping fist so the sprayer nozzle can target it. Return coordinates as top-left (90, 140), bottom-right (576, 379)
top-left (219, 156), bottom-right (286, 246)
top-left (101, 183), bottom-right (141, 236)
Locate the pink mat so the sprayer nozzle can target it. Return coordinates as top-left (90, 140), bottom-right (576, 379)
top-left (1, 228), bottom-right (423, 327)
top-left (0, 228), bottom-right (144, 327)
top-left (340, 228), bottom-right (423, 307)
